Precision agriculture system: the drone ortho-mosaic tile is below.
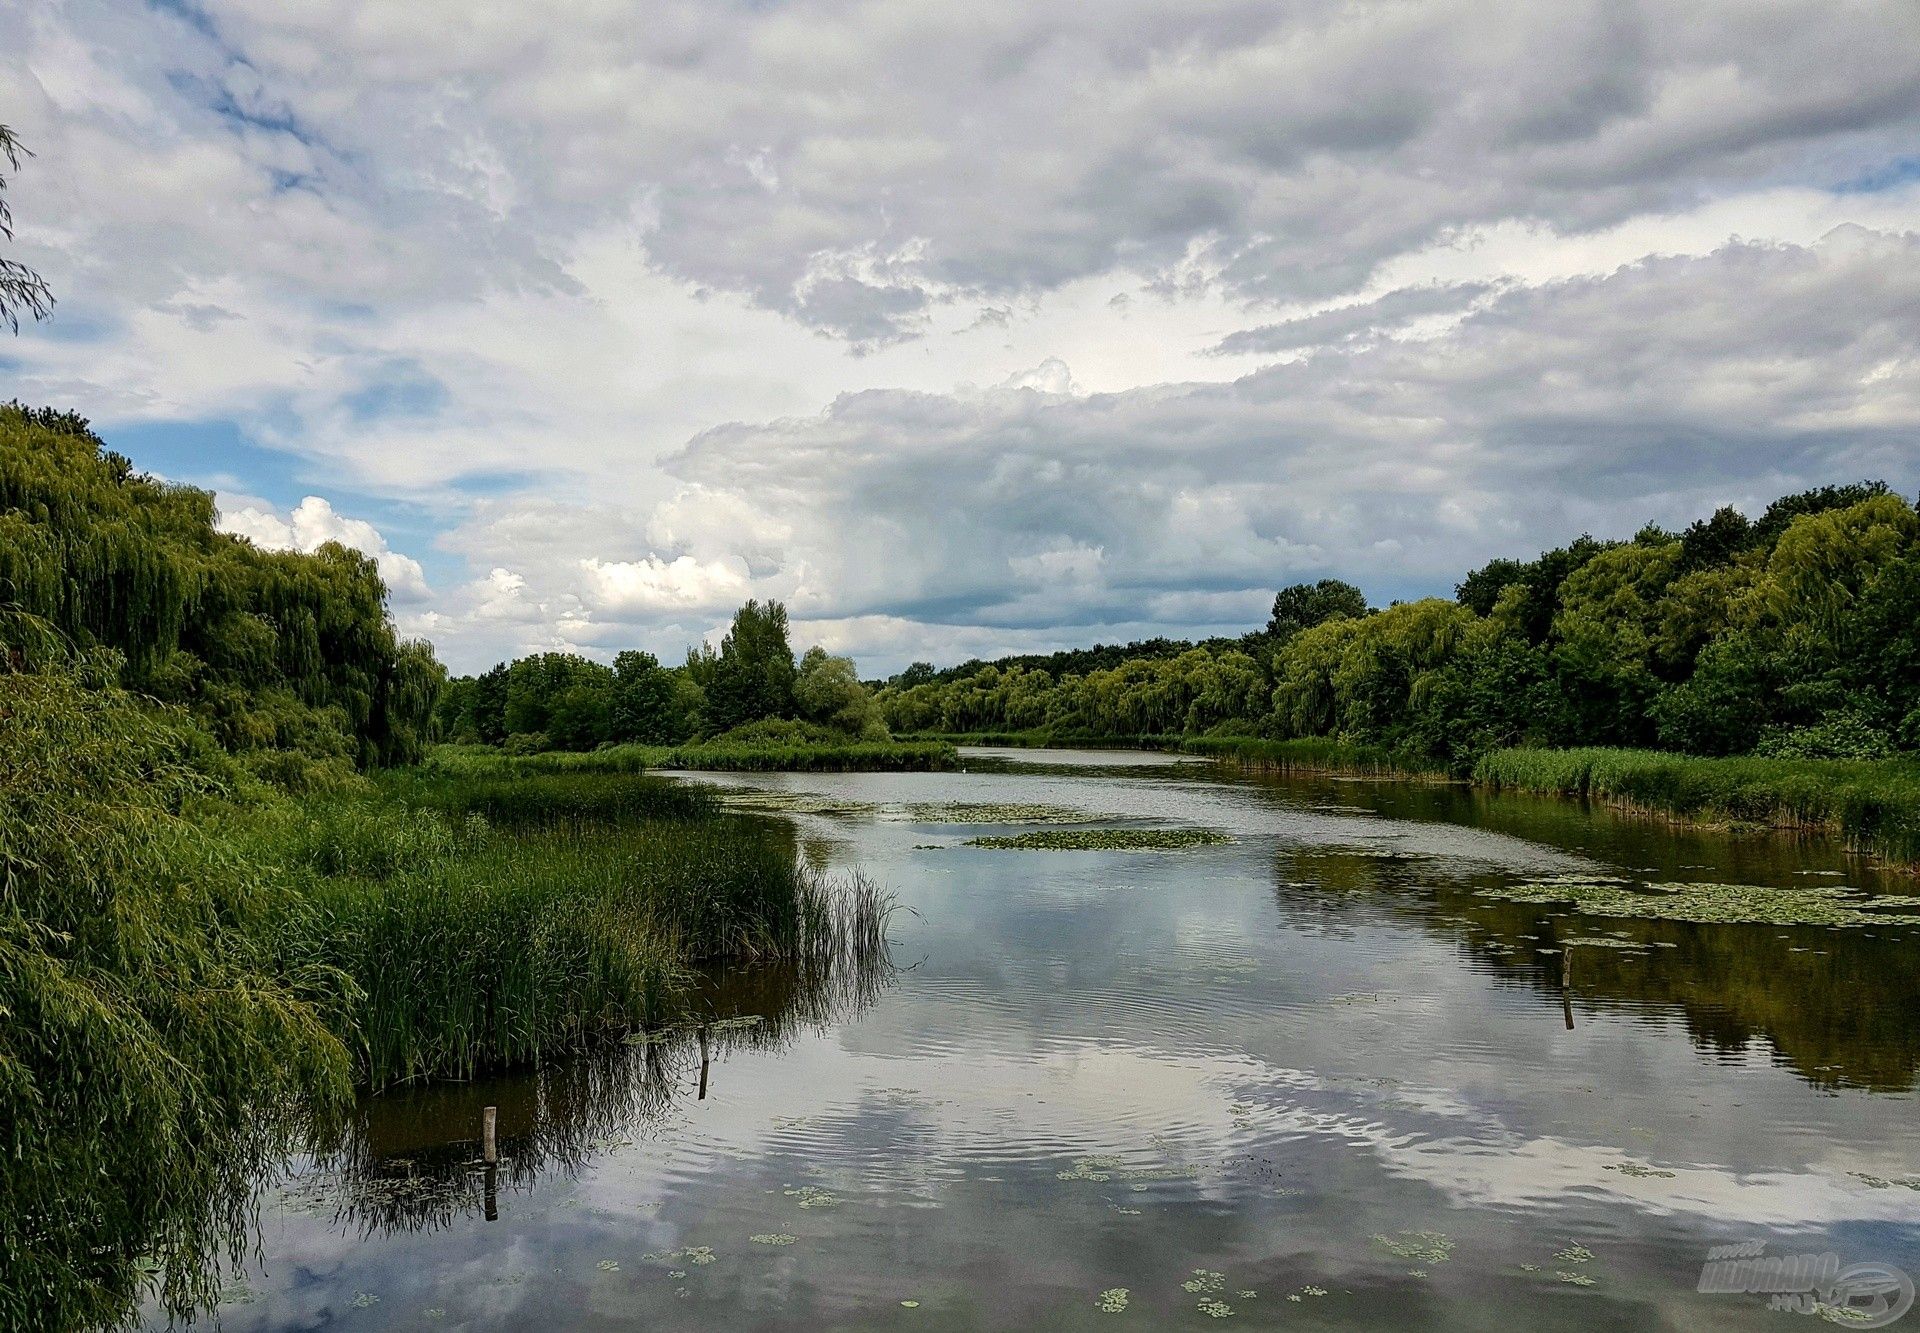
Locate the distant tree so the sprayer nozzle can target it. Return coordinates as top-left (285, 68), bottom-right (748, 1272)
top-left (795, 646), bottom-right (886, 738)
top-left (610, 649), bottom-right (684, 743)
top-left (1, 126), bottom-right (54, 334)
top-left (894, 660), bottom-right (937, 689)
top-left (1454, 558), bottom-right (1527, 616)
top-left (1266, 579), bottom-right (1368, 643)
top-left (1752, 481), bottom-right (1891, 549)
top-left (1677, 505), bottom-right (1753, 573)
top-left (702, 599), bottom-right (797, 733)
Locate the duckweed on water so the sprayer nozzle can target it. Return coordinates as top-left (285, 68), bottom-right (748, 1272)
top-left (1198, 1299), bottom-right (1234, 1317)
top-left (967, 828), bottom-right (1231, 851)
top-left (1183, 1270), bottom-right (1227, 1294)
top-left (1475, 877), bottom-right (1920, 928)
top-left (1098, 1288), bottom-right (1130, 1312)
top-left (783, 1185), bottom-right (840, 1208)
top-left (750, 1233), bottom-right (798, 1245)
top-left (1372, 1231), bottom-right (1456, 1264)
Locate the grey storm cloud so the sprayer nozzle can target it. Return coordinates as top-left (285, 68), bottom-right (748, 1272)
top-left (661, 230), bottom-right (1920, 626)
top-left (48, 0), bottom-right (1920, 346)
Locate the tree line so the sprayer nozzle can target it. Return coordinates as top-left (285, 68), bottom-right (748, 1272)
top-left (0, 404), bottom-right (443, 779)
top-left (873, 483), bottom-right (1920, 767)
top-left (436, 598), bottom-right (888, 750)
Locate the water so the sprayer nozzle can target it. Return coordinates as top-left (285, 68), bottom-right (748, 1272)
top-left (179, 750), bottom-right (1920, 1329)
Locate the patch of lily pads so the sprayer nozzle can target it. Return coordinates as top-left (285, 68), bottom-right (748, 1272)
top-left (901, 801), bottom-right (1094, 824)
top-left (1474, 875), bottom-right (1920, 929)
top-left (713, 790), bottom-right (879, 818)
top-left (966, 827), bottom-right (1231, 851)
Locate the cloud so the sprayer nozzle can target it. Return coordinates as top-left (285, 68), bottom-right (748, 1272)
top-left (217, 494), bottom-right (433, 602)
top-left (5, 3), bottom-right (1920, 672)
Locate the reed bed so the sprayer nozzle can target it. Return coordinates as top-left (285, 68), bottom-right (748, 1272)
top-left (1474, 747), bottom-right (1920, 864)
top-left (252, 770), bottom-right (890, 1088)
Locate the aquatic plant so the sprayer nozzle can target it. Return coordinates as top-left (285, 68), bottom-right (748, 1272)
top-left (965, 828), bottom-right (1231, 851)
top-left (1473, 877), bottom-right (1920, 929)
top-left (1371, 1231), bottom-right (1455, 1264)
top-left (1474, 747), bottom-right (1920, 866)
top-left (1098, 1288), bottom-right (1130, 1312)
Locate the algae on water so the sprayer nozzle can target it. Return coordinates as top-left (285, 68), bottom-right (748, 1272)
top-left (966, 827), bottom-right (1231, 851)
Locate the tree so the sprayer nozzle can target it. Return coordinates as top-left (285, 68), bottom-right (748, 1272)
top-left (1, 126), bottom-right (54, 334)
top-left (610, 649), bottom-right (684, 743)
top-left (1266, 579), bottom-right (1368, 642)
top-left (794, 646), bottom-right (886, 738)
top-left (703, 599), bottom-right (797, 733)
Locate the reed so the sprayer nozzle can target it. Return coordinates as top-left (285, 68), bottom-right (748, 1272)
top-left (1474, 747), bottom-right (1920, 864)
top-left (253, 771), bottom-right (886, 1088)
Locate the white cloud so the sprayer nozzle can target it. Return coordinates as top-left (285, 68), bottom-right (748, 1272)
top-left (5, 2), bottom-right (1920, 672)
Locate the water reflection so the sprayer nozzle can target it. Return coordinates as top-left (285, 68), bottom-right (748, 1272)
top-left (286, 947), bottom-right (894, 1240)
top-left (1269, 843), bottom-right (1920, 1092)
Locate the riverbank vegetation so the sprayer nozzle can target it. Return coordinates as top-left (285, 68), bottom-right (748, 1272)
top-left (0, 408), bottom-right (891, 1329)
top-left (877, 483), bottom-right (1920, 860)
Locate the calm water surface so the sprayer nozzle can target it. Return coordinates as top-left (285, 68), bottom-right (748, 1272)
top-left (180, 749), bottom-right (1920, 1330)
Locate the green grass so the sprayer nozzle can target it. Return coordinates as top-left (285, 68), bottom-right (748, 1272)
top-left (426, 738), bottom-right (958, 774)
top-left (1474, 747), bottom-right (1920, 864)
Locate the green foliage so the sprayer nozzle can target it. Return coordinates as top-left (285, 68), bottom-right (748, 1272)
top-left (0, 406), bottom-right (443, 770)
top-left (702, 598), bottom-right (799, 732)
top-left (0, 654), bottom-right (351, 1330)
top-left (1472, 747), bottom-right (1920, 863)
top-left (794, 646), bottom-right (886, 738)
top-left (885, 483), bottom-right (1920, 795)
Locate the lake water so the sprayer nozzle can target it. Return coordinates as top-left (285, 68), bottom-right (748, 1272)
top-left (179, 749), bottom-right (1920, 1330)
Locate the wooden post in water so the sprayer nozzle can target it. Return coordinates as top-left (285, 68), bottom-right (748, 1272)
top-left (1559, 946), bottom-right (1574, 1030)
top-left (698, 1026), bottom-right (710, 1100)
top-left (481, 1104), bottom-right (501, 1220)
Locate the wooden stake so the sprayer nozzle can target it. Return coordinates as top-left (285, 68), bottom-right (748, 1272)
top-left (482, 1105), bottom-right (498, 1164)
top-left (698, 1026), bottom-right (710, 1101)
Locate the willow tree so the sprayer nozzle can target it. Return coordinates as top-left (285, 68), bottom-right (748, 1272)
top-left (0, 406), bottom-right (443, 771)
top-left (1, 125), bottom-right (54, 333)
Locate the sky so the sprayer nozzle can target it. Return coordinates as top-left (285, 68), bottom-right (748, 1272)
top-left (3, 0), bottom-right (1918, 676)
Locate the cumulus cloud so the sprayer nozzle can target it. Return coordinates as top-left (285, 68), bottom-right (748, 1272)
top-left (217, 495), bottom-right (433, 602)
top-left (5, 2), bottom-right (1920, 671)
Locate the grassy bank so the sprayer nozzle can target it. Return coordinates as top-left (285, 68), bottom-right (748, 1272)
top-left (426, 738), bottom-right (957, 774)
top-left (3, 660), bottom-right (892, 1329)
top-left (1474, 747), bottom-right (1920, 865)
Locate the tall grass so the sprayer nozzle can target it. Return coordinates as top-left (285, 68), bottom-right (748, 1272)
top-left (252, 771), bottom-right (889, 1088)
top-left (1475, 747), bottom-right (1920, 864)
